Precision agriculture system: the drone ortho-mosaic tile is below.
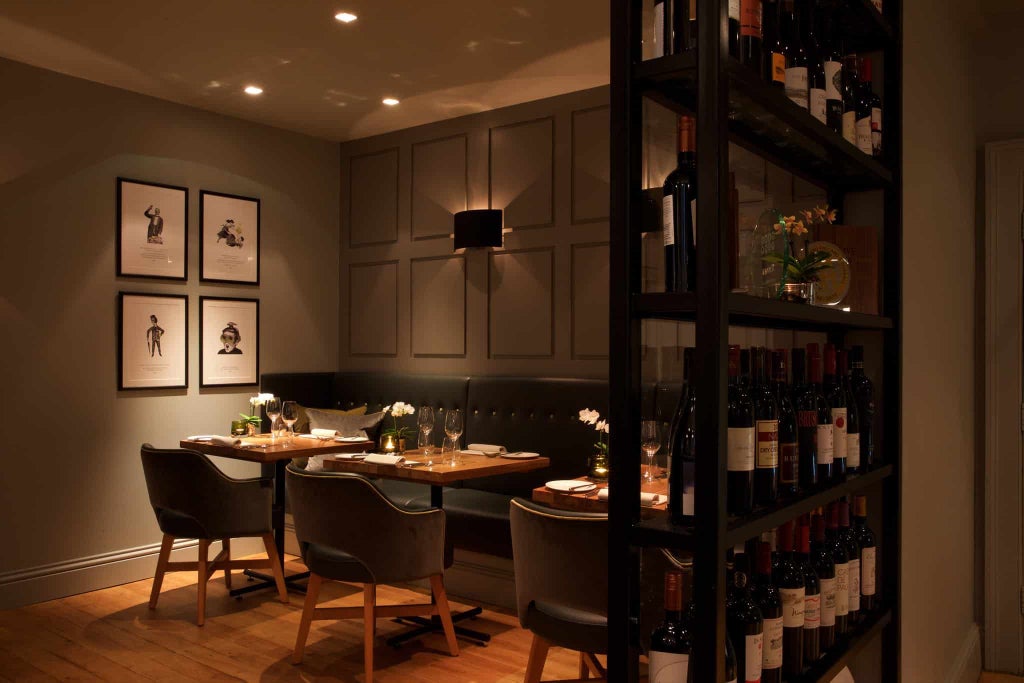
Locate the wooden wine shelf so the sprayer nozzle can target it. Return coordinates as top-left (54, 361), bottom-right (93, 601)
top-left (793, 607), bottom-right (893, 683)
top-left (633, 292), bottom-right (894, 332)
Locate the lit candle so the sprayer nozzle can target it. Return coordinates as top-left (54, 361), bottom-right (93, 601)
top-left (382, 434), bottom-right (397, 453)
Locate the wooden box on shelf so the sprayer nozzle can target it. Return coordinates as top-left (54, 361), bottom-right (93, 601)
top-left (813, 224), bottom-right (879, 315)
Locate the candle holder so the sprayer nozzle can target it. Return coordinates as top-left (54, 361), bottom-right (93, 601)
top-left (381, 433), bottom-right (397, 453)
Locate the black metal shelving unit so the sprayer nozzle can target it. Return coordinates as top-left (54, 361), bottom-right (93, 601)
top-left (609, 0), bottom-right (902, 680)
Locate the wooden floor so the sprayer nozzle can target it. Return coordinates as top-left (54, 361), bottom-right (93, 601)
top-left (0, 556), bottom-right (583, 682)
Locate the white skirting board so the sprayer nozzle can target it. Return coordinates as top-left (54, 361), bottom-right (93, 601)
top-left (946, 622), bottom-right (982, 683)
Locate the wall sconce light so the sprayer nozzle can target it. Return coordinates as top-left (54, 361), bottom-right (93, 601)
top-left (453, 209), bottom-right (503, 251)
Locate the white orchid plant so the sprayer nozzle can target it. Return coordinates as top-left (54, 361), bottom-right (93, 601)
top-left (382, 401), bottom-right (416, 439)
top-left (240, 393), bottom-right (276, 426)
top-left (579, 408), bottom-right (610, 455)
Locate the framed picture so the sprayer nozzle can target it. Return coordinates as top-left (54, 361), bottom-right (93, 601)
top-left (117, 178), bottom-right (188, 280)
top-left (199, 296), bottom-right (259, 387)
top-left (118, 292), bottom-right (188, 390)
top-left (200, 190), bottom-right (260, 284)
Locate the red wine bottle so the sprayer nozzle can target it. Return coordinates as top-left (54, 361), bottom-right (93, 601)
top-left (753, 541), bottom-right (783, 682)
top-left (839, 349), bottom-right (861, 475)
top-left (772, 349), bottom-right (800, 496)
top-left (841, 54), bottom-right (859, 147)
top-left (797, 521), bottom-right (821, 664)
top-left (825, 502), bottom-right (850, 634)
top-left (853, 494), bottom-right (878, 613)
top-left (729, 0), bottom-right (740, 59)
top-left (806, 344), bottom-right (835, 483)
top-left (648, 569), bottom-right (693, 681)
top-left (726, 632), bottom-right (739, 683)
top-left (762, 0), bottom-right (786, 88)
top-left (669, 347), bottom-right (697, 523)
top-left (662, 116), bottom-right (697, 293)
top-left (819, 0), bottom-right (844, 133)
top-left (838, 499), bottom-right (861, 625)
top-left (792, 348), bottom-right (819, 490)
top-left (823, 343), bottom-right (847, 482)
top-left (811, 511), bottom-right (836, 651)
top-left (728, 345), bottom-right (756, 516)
top-left (860, 56), bottom-right (883, 157)
top-left (753, 348), bottom-right (780, 505)
top-left (776, 521), bottom-right (805, 678)
top-left (804, 0), bottom-right (827, 124)
top-left (740, 347), bottom-right (752, 391)
top-left (727, 546), bottom-right (764, 683)
top-left (740, 0), bottom-right (763, 73)
top-left (781, 0), bottom-right (808, 110)
top-left (849, 345), bottom-right (875, 470)
top-left (846, 55), bottom-right (872, 155)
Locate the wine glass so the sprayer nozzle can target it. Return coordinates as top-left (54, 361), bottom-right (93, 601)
top-left (641, 419), bottom-right (661, 482)
top-left (418, 406), bottom-right (435, 454)
top-left (264, 397), bottom-right (281, 442)
top-left (444, 409), bottom-right (464, 465)
top-left (418, 429), bottom-right (435, 466)
top-left (281, 401), bottom-right (299, 444)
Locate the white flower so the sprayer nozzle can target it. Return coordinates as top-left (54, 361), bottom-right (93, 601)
top-left (602, 422), bottom-right (610, 434)
top-left (250, 393), bottom-right (275, 407)
top-left (578, 408), bottom-right (600, 425)
top-left (596, 419), bottom-right (607, 432)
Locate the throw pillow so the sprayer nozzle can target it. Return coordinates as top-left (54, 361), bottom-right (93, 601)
top-left (294, 403), bottom-right (367, 434)
top-left (306, 407), bottom-right (384, 440)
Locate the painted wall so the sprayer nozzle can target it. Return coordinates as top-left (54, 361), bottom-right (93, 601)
top-left (0, 58), bottom-right (340, 608)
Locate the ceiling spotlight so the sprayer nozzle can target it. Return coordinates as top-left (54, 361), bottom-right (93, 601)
top-left (382, 97), bottom-right (400, 106)
top-left (244, 85), bottom-right (263, 95)
top-left (334, 12), bottom-right (357, 22)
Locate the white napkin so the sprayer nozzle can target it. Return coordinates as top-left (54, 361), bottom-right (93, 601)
top-left (210, 436), bottom-right (241, 447)
top-left (187, 435), bottom-right (215, 441)
top-left (364, 453), bottom-right (404, 465)
top-left (596, 489), bottom-right (663, 507)
top-left (311, 428), bottom-right (338, 438)
top-left (466, 443), bottom-right (506, 455)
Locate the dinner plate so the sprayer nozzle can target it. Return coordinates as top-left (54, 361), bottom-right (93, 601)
top-left (546, 479), bottom-right (596, 493)
top-left (500, 452), bottom-right (540, 460)
top-left (335, 436), bottom-right (370, 442)
top-left (333, 453), bottom-right (368, 460)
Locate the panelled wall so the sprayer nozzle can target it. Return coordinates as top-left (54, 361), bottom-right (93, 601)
top-left (338, 87), bottom-right (611, 378)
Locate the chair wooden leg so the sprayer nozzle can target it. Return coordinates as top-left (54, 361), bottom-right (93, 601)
top-left (579, 651), bottom-right (589, 679)
top-left (222, 539), bottom-right (232, 590)
top-left (261, 533), bottom-right (289, 604)
top-left (196, 540), bottom-right (210, 626)
top-left (524, 634), bottom-right (550, 683)
top-left (292, 573), bottom-right (322, 664)
top-left (582, 653), bottom-right (606, 678)
top-left (429, 574), bottom-right (459, 657)
top-left (148, 534), bottom-right (174, 610)
top-left (363, 583), bottom-right (376, 683)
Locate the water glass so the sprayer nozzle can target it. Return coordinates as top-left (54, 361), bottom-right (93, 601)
top-left (418, 406), bottom-right (434, 453)
top-left (641, 419), bottom-right (661, 482)
top-left (442, 435), bottom-right (460, 467)
top-left (264, 398), bottom-right (281, 441)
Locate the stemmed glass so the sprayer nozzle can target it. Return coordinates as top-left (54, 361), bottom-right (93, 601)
top-left (281, 401), bottom-right (299, 444)
top-left (418, 406), bottom-right (435, 455)
top-left (641, 419), bottom-right (661, 482)
top-left (264, 398), bottom-right (281, 442)
top-left (444, 409), bottom-right (464, 466)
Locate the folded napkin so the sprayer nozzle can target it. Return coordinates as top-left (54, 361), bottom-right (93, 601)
top-left (210, 435), bottom-right (241, 447)
top-left (311, 428), bottom-right (338, 438)
top-left (466, 443), bottom-right (506, 455)
top-left (596, 489), bottom-right (663, 507)
top-left (363, 453), bottom-right (404, 465)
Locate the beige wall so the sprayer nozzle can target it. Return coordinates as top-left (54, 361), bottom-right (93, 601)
top-left (973, 0), bottom-right (1024, 145)
top-left (0, 58), bottom-right (340, 607)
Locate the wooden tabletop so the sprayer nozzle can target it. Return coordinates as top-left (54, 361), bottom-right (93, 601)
top-left (322, 448), bottom-right (550, 485)
top-left (179, 435), bottom-right (371, 464)
top-left (531, 468), bottom-right (669, 515)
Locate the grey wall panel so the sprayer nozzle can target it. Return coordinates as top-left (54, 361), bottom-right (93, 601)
top-left (488, 248), bottom-right (554, 358)
top-left (571, 106), bottom-right (610, 223)
top-left (349, 261), bottom-right (399, 356)
top-left (410, 255), bottom-right (466, 357)
top-left (412, 135), bottom-right (468, 241)
top-left (489, 117), bottom-right (554, 229)
top-left (349, 148), bottom-right (399, 246)
top-left (571, 242), bottom-right (610, 359)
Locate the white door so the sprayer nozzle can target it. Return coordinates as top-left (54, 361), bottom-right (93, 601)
top-left (984, 140), bottom-right (1024, 674)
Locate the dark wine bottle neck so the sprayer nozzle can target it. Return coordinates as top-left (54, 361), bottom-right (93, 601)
top-left (677, 151), bottom-right (695, 166)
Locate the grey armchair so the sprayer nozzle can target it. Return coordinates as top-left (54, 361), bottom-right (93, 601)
top-left (140, 444), bottom-right (288, 626)
top-left (286, 466), bottom-right (458, 682)
top-left (510, 498), bottom-right (608, 683)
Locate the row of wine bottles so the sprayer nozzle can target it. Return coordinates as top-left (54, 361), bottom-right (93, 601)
top-left (666, 343), bottom-right (875, 522)
top-left (648, 497), bottom-right (878, 682)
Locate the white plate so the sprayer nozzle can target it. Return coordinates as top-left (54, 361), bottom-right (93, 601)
top-left (807, 240), bottom-right (851, 306)
top-left (500, 451), bottom-right (540, 460)
top-left (333, 453), bottom-right (368, 460)
top-left (545, 479), bottom-right (596, 493)
top-left (335, 436), bottom-right (370, 442)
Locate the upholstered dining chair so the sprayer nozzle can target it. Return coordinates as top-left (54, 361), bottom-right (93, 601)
top-left (140, 444), bottom-right (288, 626)
top-left (510, 498), bottom-right (609, 683)
top-left (286, 466), bottom-right (458, 682)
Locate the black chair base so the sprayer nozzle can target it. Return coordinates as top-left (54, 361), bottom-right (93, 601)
top-left (232, 569), bottom-right (310, 597)
top-left (388, 606), bottom-right (491, 646)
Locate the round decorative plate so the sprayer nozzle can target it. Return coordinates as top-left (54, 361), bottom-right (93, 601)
top-left (545, 480), bottom-right (596, 493)
top-left (807, 240), bottom-right (851, 306)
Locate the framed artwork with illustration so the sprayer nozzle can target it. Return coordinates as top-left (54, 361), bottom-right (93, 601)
top-left (199, 296), bottom-right (259, 387)
top-left (116, 178), bottom-right (188, 280)
top-left (118, 292), bottom-right (188, 390)
top-left (200, 190), bottom-right (260, 284)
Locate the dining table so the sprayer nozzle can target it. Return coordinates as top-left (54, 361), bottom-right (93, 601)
top-left (530, 466), bottom-right (669, 516)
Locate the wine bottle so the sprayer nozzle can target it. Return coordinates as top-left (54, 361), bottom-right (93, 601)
top-left (740, 347), bottom-right (752, 391)
top-left (753, 541), bottom-right (783, 683)
top-left (649, 569), bottom-right (693, 682)
top-left (654, 0), bottom-right (692, 58)
top-left (728, 345), bottom-right (756, 515)
top-left (825, 502), bottom-right (850, 634)
top-left (726, 633), bottom-right (739, 683)
top-left (853, 494), bottom-right (878, 613)
top-left (806, 344), bottom-right (835, 483)
top-left (811, 511), bottom-right (836, 651)
top-left (776, 521), bottom-right (805, 678)
top-left (740, 0), bottom-right (763, 73)
top-left (849, 345), bottom-right (875, 470)
top-left (727, 545), bottom-right (764, 683)
top-left (823, 343), bottom-right (847, 482)
top-left (798, 521), bottom-right (821, 664)
top-left (753, 348), bottom-right (780, 505)
top-left (820, 1), bottom-right (844, 132)
top-left (804, 0), bottom-right (827, 124)
top-left (838, 499), bottom-right (861, 625)
top-left (782, 0), bottom-right (808, 110)
top-left (669, 347), bottom-right (697, 522)
top-left (839, 349), bottom-right (861, 475)
top-left (663, 115), bottom-right (697, 293)
top-left (772, 349), bottom-right (800, 496)
top-left (848, 55), bottom-right (872, 155)
top-left (860, 56), bottom-right (883, 157)
top-left (841, 54), bottom-right (858, 147)
top-left (792, 348), bottom-right (819, 490)
top-left (729, 0), bottom-right (741, 59)
top-left (762, 0), bottom-right (786, 88)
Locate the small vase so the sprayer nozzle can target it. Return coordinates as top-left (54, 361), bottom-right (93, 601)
top-left (779, 281), bottom-right (816, 304)
top-left (231, 420), bottom-right (247, 437)
top-left (246, 421), bottom-right (260, 437)
top-left (398, 438), bottom-right (406, 454)
top-left (588, 452), bottom-right (609, 482)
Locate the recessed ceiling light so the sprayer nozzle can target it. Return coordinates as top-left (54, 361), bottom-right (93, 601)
top-left (244, 85), bottom-right (263, 95)
top-left (334, 12), bottom-right (357, 22)
top-left (382, 97), bottom-right (400, 106)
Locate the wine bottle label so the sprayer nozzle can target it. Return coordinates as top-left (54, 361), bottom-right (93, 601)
top-left (772, 53), bottom-right (786, 84)
top-left (780, 587), bottom-right (805, 627)
top-left (729, 0), bottom-right (740, 19)
top-left (856, 116), bottom-right (872, 154)
top-left (819, 576), bottom-right (837, 626)
top-left (682, 460), bottom-right (695, 516)
top-left (832, 407), bottom-right (847, 462)
top-left (810, 88), bottom-right (827, 124)
top-left (740, 0), bottom-right (762, 37)
top-left (654, 2), bottom-right (666, 59)
top-left (824, 60), bottom-right (842, 99)
top-left (649, 651), bottom-right (689, 682)
top-left (780, 442), bottom-right (799, 484)
top-left (745, 633), bottom-right (763, 682)
top-left (762, 616), bottom-right (784, 669)
top-left (728, 427), bottom-right (756, 472)
top-left (785, 67), bottom-right (808, 109)
top-left (847, 432), bottom-right (861, 468)
top-left (848, 558), bottom-right (861, 611)
top-left (756, 420), bottom-right (779, 468)
top-left (816, 423), bottom-right (834, 464)
top-left (804, 593), bottom-right (821, 629)
top-left (871, 106), bottom-right (882, 132)
top-left (662, 195), bottom-right (674, 247)
top-left (861, 546), bottom-right (877, 596)
top-left (834, 562), bottom-right (849, 616)
top-left (842, 111), bottom-right (856, 144)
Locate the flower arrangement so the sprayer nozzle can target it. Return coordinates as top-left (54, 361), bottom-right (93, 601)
top-left (240, 392), bottom-right (275, 427)
top-left (579, 408), bottom-right (610, 455)
top-left (761, 204), bottom-right (837, 292)
top-left (382, 401), bottom-right (416, 440)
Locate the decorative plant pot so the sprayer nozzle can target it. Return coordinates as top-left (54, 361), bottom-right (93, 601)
top-left (588, 452), bottom-right (610, 482)
top-left (398, 438), bottom-right (407, 454)
top-left (231, 420), bottom-right (247, 437)
top-left (246, 420), bottom-right (260, 437)
top-left (779, 281), bottom-right (816, 305)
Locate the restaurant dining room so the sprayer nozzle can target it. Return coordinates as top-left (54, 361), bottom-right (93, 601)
top-left (0, 0), bottom-right (1019, 681)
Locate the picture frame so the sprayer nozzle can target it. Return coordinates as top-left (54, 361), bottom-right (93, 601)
top-left (200, 190), bottom-right (260, 284)
top-left (199, 296), bottom-right (259, 387)
top-left (116, 178), bottom-right (188, 280)
top-left (118, 292), bottom-right (188, 390)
